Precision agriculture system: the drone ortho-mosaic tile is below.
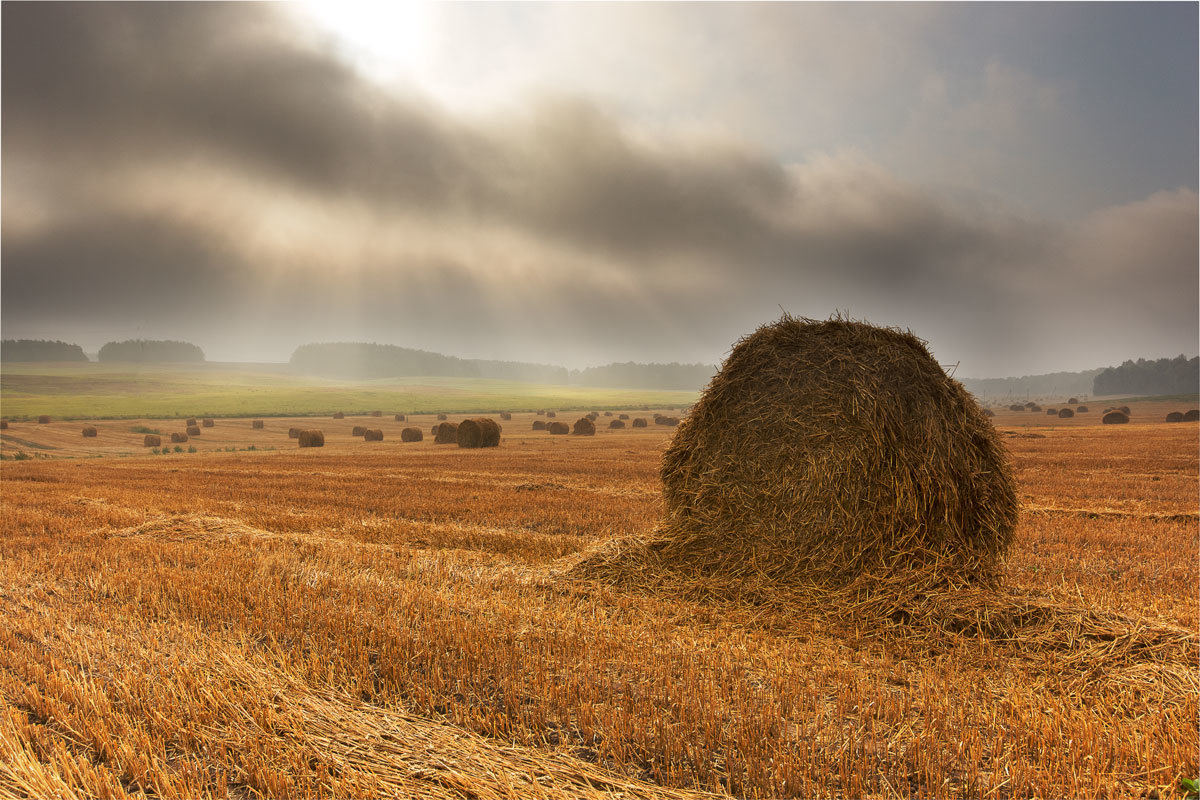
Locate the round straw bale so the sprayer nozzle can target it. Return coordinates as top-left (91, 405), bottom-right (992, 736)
top-left (143, 434), bottom-right (161, 447)
top-left (547, 421), bottom-right (569, 435)
top-left (82, 426), bottom-right (98, 437)
top-left (437, 413), bottom-right (448, 421)
top-left (585, 316), bottom-right (1017, 587)
top-left (1008, 404), bottom-right (1024, 412)
top-left (1102, 411), bottom-right (1129, 424)
top-left (500, 412), bottom-right (512, 421)
top-left (1118, 405), bottom-right (1131, 415)
top-left (457, 418), bottom-right (501, 448)
top-left (1057, 408), bottom-right (1074, 418)
top-left (1029, 405), bottom-right (1042, 412)
top-left (395, 414), bottom-right (407, 422)
top-left (288, 427), bottom-right (301, 438)
top-left (202, 418), bottom-right (215, 428)
top-left (1046, 408), bottom-right (1057, 415)
top-left (37, 415), bottom-right (50, 424)
top-left (532, 420), bottom-right (548, 431)
top-left (609, 419), bottom-right (626, 429)
top-left (364, 428), bottom-right (384, 441)
top-left (333, 412), bottom-right (345, 419)
top-left (619, 413), bottom-right (629, 420)
top-left (252, 420), bottom-right (264, 429)
top-left (1076, 406), bottom-right (1089, 412)
top-left (656, 416), bottom-right (680, 426)
top-left (983, 408), bottom-right (995, 417)
top-left (1185, 410), bottom-right (1200, 422)
top-left (298, 430), bottom-right (325, 447)
top-left (537, 410), bottom-right (545, 415)
top-left (171, 432), bottom-right (188, 443)
top-left (632, 418), bottom-right (648, 428)
top-left (434, 421), bottom-right (459, 443)
top-left (546, 411), bottom-right (556, 418)
top-left (1166, 411), bottom-right (1184, 423)
top-left (352, 426), bottom-right (367, 436)
top-left (1024, 402), bottom-right (1036, 409)
top-left (572, 417), bottom-right (596, 436)
top-left (587, 412), bottom-right (599, 421)
top-left (1102, 408), bottom-right (1112, 414)
top-left (186, 418), bottom-right (197, 427)
top-left (401, 427), bottom-right (423, 442)
top-left (370, 411), bottom-right (382, 417)
top-left (604, 411), bottom-right (613, 416)
top-left (1068, 397), bottom-right (1079, 405)
top-left (187, 425), bottom-right (202, 436)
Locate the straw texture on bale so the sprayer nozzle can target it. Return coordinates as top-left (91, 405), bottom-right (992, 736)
top-left (604, 411), bottom-right (613, 416)
top-left (187, 425), bottom-right (202, 436)
top-left (1029, 405), bottom-right (1042, 412)
top-left (1118, 405), bottom-right (1131, 415)
top-left (82, 426), bottom-right (98, 437)
top-left (352, 426), bottom-right (367, 436)
top-left (619, 414), bottom-right (629, 420)
top-left (632, 418), bottom-right (648, 428)
top-left (587, 412), bottom-right (599, 421)
top-left (1057, 408), bottom-right (1074, 418)
top-left (363, 428), bottom-right (384, 441)
top-left (532, 420), bottom-right (548, 431)
top-left (547, 421), bottom-right (569, 435)
top-left (1046, 408), bottom-right (1058, 415)
top-left (186, 418), bottom-right (197, 427)
top-left (333, 412), bottom-right (345, 419)
top-left (1068, 397), bottom-right (1079, 404)
top-left (1185, 410), bottom-right (1200, 422)
top-left (609, 419), bottom-right (626, 429)
top-left (1008, 404), bottom-right (1024, 412)
top-left (434, 422), bottom-right (459, 443)
top-left (170, 432), bottom-right (188, 443)
top-left (1024, 402), bottom-right (1036, 409)
top-left (288, 427), bottom-right (302, 439)
top-left (437, 414), bottom-right (448, 421)
top-left (537, 410), bottom-right (545, 415)
top-left (400, 427), bottom-right (423, 442)
top-left (572, 417), bottom-right (596, 436)
top-left (1076, 406), bottom-right (1089, 412)
top-left (252, 420), bottom-right (264, 429)
top-left (545, 411), bottom-right (556, 418)
top-left (500, 412), bottom-right (512, 421)
top-left (576, 316), bottom-right (1017, 589)
top-left (143, 434), bottom-right (161, 447)
top-left (298, 430), bottom-right (325, 447)
top-left (457, 418), bottom-right (501, 448)
top-left (1166, 412), bottom-right (1184, 423)
top-left (202, 419), bottom-right (215, 428)
top-left (1102, 411), bottom-right (1129, 425)
top-left (37, 415), bottom-right (50, 424)
top-left (395, 414), bottom-right (406, 422)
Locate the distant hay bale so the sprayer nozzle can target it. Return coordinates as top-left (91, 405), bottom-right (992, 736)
top-left (434, 422), bottom-right (459, 443)
top-left (1076, 406), bottom-right (1089, 412)
top-left (1068, 397), bottom-right (1079, 404)
top-left (143, 434), bottom-right (161, 447)
top-left (401, 427), bottom-right (423, 442)
top-left (333, 412), bottom-right (345, 419)
top-left (1046, 408), bottom-right (1058, 415)
top-left (170, 432), bottom-right (188, 443)
top-left (1024, 402), bottom-right (1036, 409)
top-left (1102, 411), bottom-right (1129, 425)
top-left (370, 410), bottom-right (382, 417)
top-left (574, 316), bottom-right (1017, 589)
top-left (537, 410), bottom-right (545, 415)
top-left (572, 417), bottom-right (596, 436)
top-left (352, 426), bottom-right (368, 436)
top-left (500, 412), bottom-right (512, 421)
top-left (1118, 405), bottom-right (1131, 415)
top-left (186, 418), bottom-right (197, 427)
top-left (655, 416), bottom-right (680, 426)
top-left (252, 420), bottom-right (264, 429)
top-left (1102, 408), bottom-right (1112, 414)
top-left (457, 418), bottom-right (501, 448)
top-left (983, 408), bottom-right (995, 417)
top-left (546, 411), bottom-right (556, 418)
top-left (82, 426), bottom-right (98, 437)
top-left (37, 415), bottom-right (50, 424)
top-left (187, 425), bottom-right (202, 436)
top-left (1185, 410), bottom-right (1200, 422)
top-left (532, 420), bottom-right (548, 430)
top-left (547, 421), bottom-right (569, 435)
top-left (0, 420), bottom-right (8, 429)
top-left (202, 418), bottom-right (215, 428)
top-left (395, 414), bottom-right (407, 422)
top-left (288, 427), bottom-right (302, 438)
top-left (364, 428), bottom-right (384, 441)
top-left (609, 419), bottom-right (626, 429)
top-left (1058, 408), bottom-right (1074, 418)
top-left (1008, 404), bottom-right (1024, 412)
top-left (437, 413), bottom-right (448, 421)
top-left (632, 418), bottom-right (648, 428)
top-left (604, 411), bottom-right (613, 416)
top-left (1166, 411), bottom-right (1184, 423)
top-left (619, 413), bottom-right (629, 420)
top-left (298, 430), bottom-right (325, 447)
top-left (432, 425), bottom-right (439, 435)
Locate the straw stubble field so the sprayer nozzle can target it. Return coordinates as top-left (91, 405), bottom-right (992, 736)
top-left (0, 408), bottom-right (1196, 799)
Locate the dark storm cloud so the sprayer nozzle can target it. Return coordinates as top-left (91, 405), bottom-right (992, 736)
top-left (2, 2), bottom-right (1196, 374)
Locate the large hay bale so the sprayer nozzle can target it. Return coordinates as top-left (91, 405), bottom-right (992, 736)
top-left (434, 422), bottom-right (459, 443)
top-left (298, 430), bottom-right (325, 447)
top-left (352, 426), bottom-right (367, 436)
top-left (632, 418), bottom-right (648, 428)
top-left (457, 418), bottom-right (501, 448)
top-left (395, 414), bottom-right (406, 422)
top-left (547, 421), bottom-right (569, 435)
top-left (609, 419), bottom-right (626, 429)
top-left (187, 425), bottom-right (202, 436)
top-left (252, 420), bottom-right (264, 429)
top-left (1185, 410), bottom-right (1200, 422)
top-left (186, 418), bottom-right (197, 427)
top-left (1046, 408), bottom-right (1058, 415)
top-left (1118, 405), bottom-right (1131, 415)
top-left (545, 411), bottom-right (556, 418)
top-left (572, 417), bottom-right (596, 436)
top-left (619, 413), bottom-right (629, 420)
top-left (437, 413), bottom-right (448, 421)
top-left (1029, 405), bottom-right (1043, 412)
top-left (37, 415), bottom-right (50, 424)
top-left (202, 418), bottom-right (215, 428)
top-left (333, 412), bottom-right (345, 419)
top-left (288, 427), bottom-right (302, 438)
top-left (171, 432), bottom-right (188, 443)
top-left (1166, 411), bottom-right (1185, 423)
top-left (1058, 408), bottom-right (1074, 418)
top-left (582, 316), bottom-right (1017, 588)
top-left (143, 434), bottom-right (161, 447)
top-left (82, 426), bottom-right (98, 437)
top-left (401, 427), bottom-right (423, 442)
top-left (1076, 406), bottom-right (1089, 412)
top-left (1102, 411), bottom-right (1129, 425)
top-left (364, 428), bottom-right (384, 441)
top-left (500, 412), bottom-right (512, 421)
top-left (532, 420), bottom-right (548, 431)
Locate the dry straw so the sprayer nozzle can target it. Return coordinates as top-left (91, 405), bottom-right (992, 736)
top-left (202, 418), bottom-right (215, 428)
top-left (1102, 411), bottom-right (1130, 424)
top-left (632, 418), bottom-right (648, 428)
top-left (82, 426), bottom-right (98, 437)
top-left (546, 411), bottom-right (557, 418)
top-left (1058, 408), bottom-right (1075, 418)
top-left (500, 412), bottom-right (512, 421)
top-left (288, 427), bottom-right (302, 439)
top-left (185, 418), bottom-right (198, 427)
top-left (619, 413), bottom-right (629, 420)
top-left (609, 419), bottom-right (626, 429)
top-left (1118, 405), bottom-right (1132, 415)
top-left (573, 315), bottom-right (1017, 591)
top-left (1166, 412), bottom-right (1184, 423)
top-left (143, 434), bottom-right (161, 447)
top-left (37, 415), bottom-right (50, 424)
top-left (1077, 405), bottom-right (1089, 412)
top-left (532, 420), bottom-right (548, 431)
top-left (1185, 409), bottom-right (1200, 422)
top-left (395, 414), bottom-right (406, 422)
top-left (572, 417), bottom-right (596, 436)
top-left (298, 430), bottom-right (325, 447)
top-left (433, 422), bottom-right (459, 443)
top-left (457, 418), bottom-right (501, 448)
top-left (364, 428), bottom-right (384, 441)
top-left (352, 426), bottom-right (368, 436)
top-left (187, 425), bottom-right (202, 436)
top-left (1068, 397), bottom-right (1079, 404)
top-left (1046, 408), bottom-right (1058, 415)
top-left (437, 413), bottom-right (448, 421)
top-left (252, 420), bottom-right (264, 429)
top-left (333, 412), bottom-right (345, 419)
top-left (170, 432), bottom-right (188, 443)
top-left (370, 411), bottom-right (382, 417)
top-left (0, 420), bottom-right (8, 429)
top-left (547, 421), bottom-right (569, 435)
top-left (400, 427), bottom-right (423, 442)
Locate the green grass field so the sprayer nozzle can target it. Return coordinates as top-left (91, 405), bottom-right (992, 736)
top-left (0, 362), bottom-right (699, 420)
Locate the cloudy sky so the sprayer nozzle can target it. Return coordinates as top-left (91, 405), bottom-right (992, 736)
top-left (3, 2), bottom-right (1196, 376)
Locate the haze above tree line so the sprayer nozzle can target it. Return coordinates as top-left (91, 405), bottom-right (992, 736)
top-left (1, 339), bottom-right (1196, 398)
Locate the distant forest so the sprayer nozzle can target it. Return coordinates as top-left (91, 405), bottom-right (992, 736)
top-left (959, 369), bottom-right (1103, 399)
top-left (1, 339), bottom-right (88, 362)
top-left (98, 340), bottom-right (205, 362)
top-left (571, 361), bottom-right (716, 391)
top-left (1093, 356), bottom-right (1198, 396)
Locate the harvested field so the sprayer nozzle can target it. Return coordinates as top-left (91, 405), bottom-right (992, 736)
top-left (0, 414), bottom-right (1195, 798)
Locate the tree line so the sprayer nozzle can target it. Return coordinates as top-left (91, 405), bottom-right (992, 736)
top-left (1093, 355), bottom-right (1198, 396)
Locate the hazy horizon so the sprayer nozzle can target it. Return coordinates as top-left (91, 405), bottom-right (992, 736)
top-left (4, 2), bottom-right (1197, 376)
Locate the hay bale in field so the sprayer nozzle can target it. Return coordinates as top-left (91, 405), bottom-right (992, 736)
top-left (546, 411), bottom-right (556, 418)
top-left (186, 418), bottom-right (197, 427)
top-left (1118, 405), bottom-right (1131, 415)
top-left (1076, 406), bottom-right (1089, 412)
top-left (333, 412), bottom-right (345, 419)
top-left (437, 413), bottom-right (448, 421)
top-left (983, 408), bottom-right (995, 417)
top-left (1102, 411), bottom-right (1129, 425)
top-left (298, 430), bottom-right (325, 447)
top-left (395, 414), bottom-right (406, 422)
top-left (632, 418), bottom-right (648, 428)
top-left (170, 432), bottom-right (188, 443)
top-left (537, 410), bottom-right (545, 415)
top-left (37, 415), bottom-right (51, 424)
top-left (1185, 410), bottom-right (1200, 422)
top-left (364, 428), bottom-right (384, 441)
top-left (532, 420), bottom-right (548, 431)
top-left (572, 417), bottom-right (596, 436)
top-left (352, 426), bottom-right (367, 436)
top-left (500, 412), bottom-right (512, 421)
top-left (1024, 402), bottom-right (1036, 409)
top-left (0, 420), bottom-right (8, 430)
top-left (202, 418), bottom-right (215, 428)
top-left (288, 427), bottom-right (301, 438)
top-left (547, 421), bottom-right (569, 435)
top-left (1058, 408), bottom-right (1074, 418)
top-left (1008, 404), bottom-right (1024, 412)
top-left (604, 411), bottom-right (613, 416)
top-left (370, 410), bottom-right (382, 417)
top-left (434, 421), bottom-right (459, 443)
top-left (187, 425), bottom-right (202, 436)
top-left (655, 416), bottom-right (680, 426)
top-left (401, 427), bottom-right (423, 442)
top-left (82, 426), bottom-right (98, 437)
top-left (252, 420), bottom-right (264, 429)
top-left (1068, 397), bottom-right (1079, 404)
top-left (619, 413), bottom-right (629, 420)
top-left (143, 434), bottom-right (161, 447)
top-left (457, 418), bottom-right (501, 448)
top-left (609, 419), bottom-right (626, 429)
top-left (574, 315), bottom-right (1017, 589)
top-left (1166, 411), bottom-right (1185, 423)
top-left (1029, 405), bottom-right (1042, 412)
top-left (1046, 408), bottom-right (1058, 415)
